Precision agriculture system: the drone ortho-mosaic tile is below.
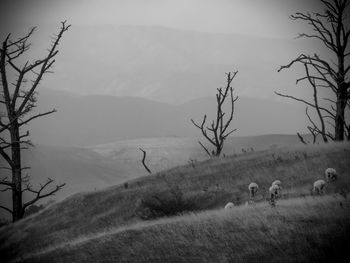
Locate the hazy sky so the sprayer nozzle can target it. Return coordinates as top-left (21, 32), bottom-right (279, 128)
top-left (0, 1), bottom-right (340, 139)
top-left (0, 0), bottom-right (330, 103)
top-left (2, 0), bottom-right (322, 38)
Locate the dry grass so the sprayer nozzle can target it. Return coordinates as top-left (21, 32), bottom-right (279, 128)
top-left (0, 142), bottom-right (349, 262)
top-left (14, 196), bottom-right (350, 263)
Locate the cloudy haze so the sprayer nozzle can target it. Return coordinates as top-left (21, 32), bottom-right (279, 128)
top-left (0, 0), bottom-right (334, 139)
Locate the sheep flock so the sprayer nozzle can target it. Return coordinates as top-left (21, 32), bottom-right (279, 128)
top-left (225, 167), bottom-right (339, 209)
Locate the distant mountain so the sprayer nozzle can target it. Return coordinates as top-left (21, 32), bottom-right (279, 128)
top-left (26, 25), bottom-right (319, 104)
top-left (28, 89), bottom-right (308, 146)
top-left (29, 89), bottom-right (193, 146)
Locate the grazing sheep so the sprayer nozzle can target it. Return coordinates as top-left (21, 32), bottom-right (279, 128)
top-left (248, 182), bottom-right (259, 203)
top-left (269, 184), bottom-right (280, 207)
top-left (313, 179), bottom-right (326, 195)
top-left (325, 168), bottom-right (337, 182)
top-left (272, 180), bottom-right (282, 198)
top-left (224, 202), bottom-right (235, 210)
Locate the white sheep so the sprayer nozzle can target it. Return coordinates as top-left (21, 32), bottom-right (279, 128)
top-left (224, 202), bottom-right (235, 210)
top-left (325, 168), bottom-right (337, 182)
top-left (269, 184), bottom-right (280, 207)
top-left (269, 184), bottom-right (280, 195)
top-left (271, 180), bottom-right (282, 198)
top-left (313, 179), bottom-right (326, 195)
top-left (248, 182), bottom-right (259, 203)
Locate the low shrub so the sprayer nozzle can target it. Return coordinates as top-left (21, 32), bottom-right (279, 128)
top-left (135, 185), bottom-right (199, 220)
top-left (135, 183), bottom-right (235, 220)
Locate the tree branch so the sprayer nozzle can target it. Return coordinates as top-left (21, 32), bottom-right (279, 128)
top-left (198, 141), bottom-right (211, 157)
top-left (18, 109), bottom-right (57, 127)
top-left (16, 21), bottom-right (70, 116)
top-left (23, 178), bottom-right (65, 209)
top-left (297, 132), bottom-right (308, 144)
top-left (0, 205), bottom-right (13, 215)
top-left (0, 147), bottom-right (13, 167)
top-left (275, 91), bottom-right (335, 117)
top-left (0, 176), bottom-right (13, 187)
top-left (139, 148), bottom-right (152, 174)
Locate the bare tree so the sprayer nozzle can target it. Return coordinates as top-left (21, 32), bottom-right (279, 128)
top-left (0, 21), bottom-right (70, 222)
top-left (276, 0), bottom-right (350, 142)
top-left (191, 71), bottom-right (238, 157)
top-left (139, 148), bottom-right (152, 174)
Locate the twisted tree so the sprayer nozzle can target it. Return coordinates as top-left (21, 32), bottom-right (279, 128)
top-left (0, 21), bottom-right (70, 222)
top-left (276, 0), bottom-right (350, 142)
top-left (191, 71), bottom-right (238, 157)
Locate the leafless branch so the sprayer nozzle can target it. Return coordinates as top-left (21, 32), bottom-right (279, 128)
top-left (16, 21), bottom-right (70, 116)
top-left (139, 148), bottom-right (152, 174)
top-left (0, 176), bottom-right (13, 190)
top-left (23, 178), bottom-right (65, 209)
top-left (198, 141), bottom-right (211, 157)
top-left (275, 92), bottom-right (335, 118)
top-left (0, 205), bottom-right (13, 215)
top-left (297, 132), bottom-right (308, 144)
top-left (18, 109), bottom-right (57, 127)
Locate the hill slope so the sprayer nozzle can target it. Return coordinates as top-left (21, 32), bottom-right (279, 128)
top-left (0, 134), bottom-right (313, 219)
top-left (1, 142), bottom-right (349, 262)
top-left (18, 197), bottom-right (350, 263)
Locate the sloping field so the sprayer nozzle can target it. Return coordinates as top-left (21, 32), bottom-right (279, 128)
top-left (16, 196), bottom-right (350, 263)
top-left (1, 142), bottom-right (349, 262)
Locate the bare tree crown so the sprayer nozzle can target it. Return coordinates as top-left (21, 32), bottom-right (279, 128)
top-left (276, 0), bottom-right (350, 142)
top-left (191, 71), bottom-right (238, 157)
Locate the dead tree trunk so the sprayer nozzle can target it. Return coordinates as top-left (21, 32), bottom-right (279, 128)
top-left (191, 71), bottom-right (238, 157)
top-left (0, 22), bottom-right (69, 222)
top-left (11, 124), bottom-right (23, 220)
top-left (335, 84), bottom-right (348, 140)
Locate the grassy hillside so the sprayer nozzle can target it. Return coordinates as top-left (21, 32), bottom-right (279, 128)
top-left (1, 142), bottom-right (349, 262)
top-left (0, 134), bottom-right (309, 219)
top-left (16, 197), bottom-right (350, 263)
